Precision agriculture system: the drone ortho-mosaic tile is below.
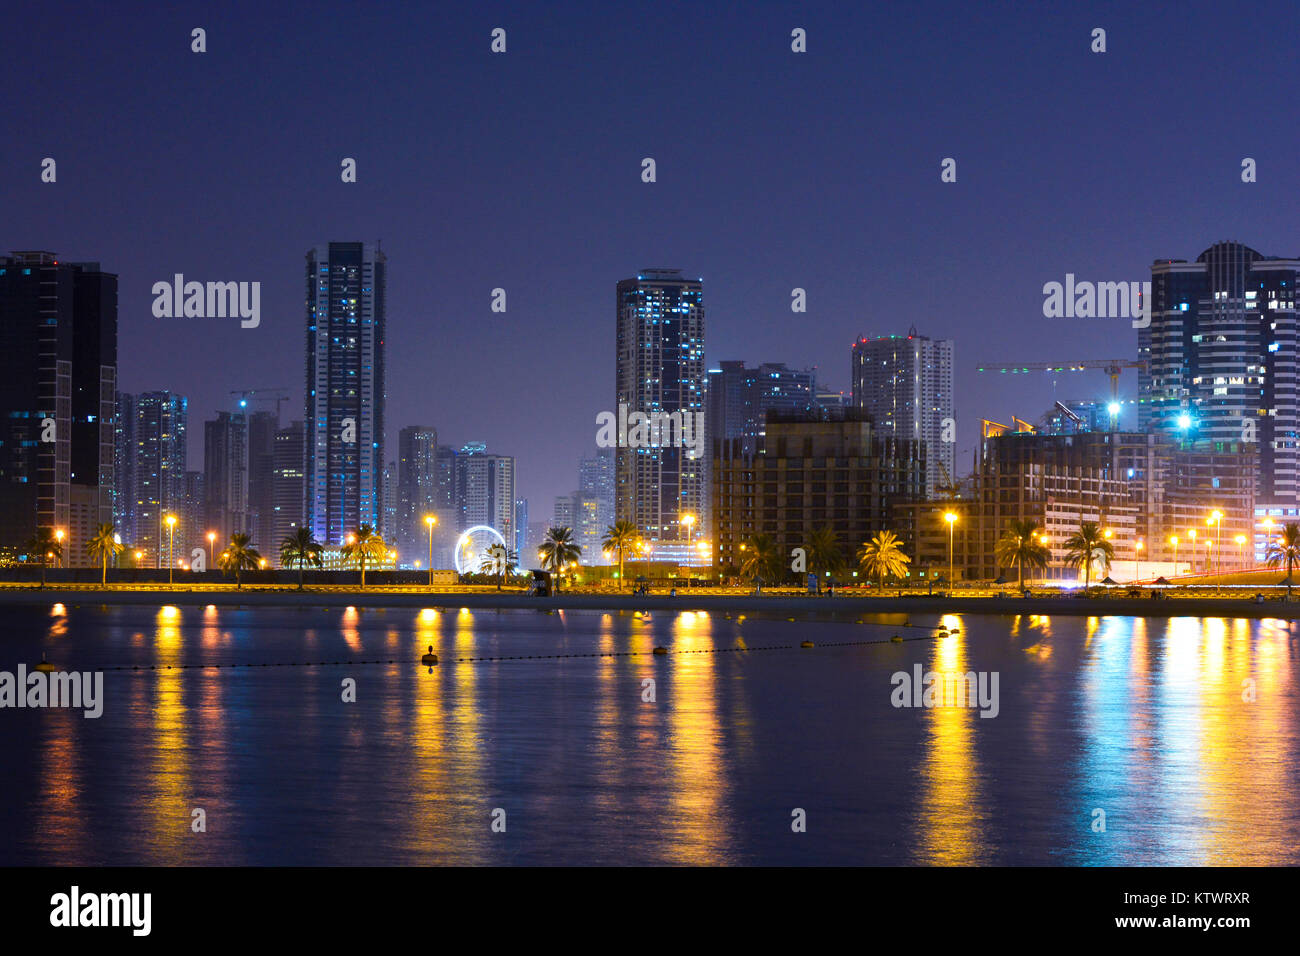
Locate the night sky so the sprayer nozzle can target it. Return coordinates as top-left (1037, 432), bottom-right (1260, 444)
top-left (4, 0), bottom-right (1296, 516)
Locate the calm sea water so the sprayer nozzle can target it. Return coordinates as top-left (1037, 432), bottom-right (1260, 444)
top-left (0, 603), bottom-right (1296, 865)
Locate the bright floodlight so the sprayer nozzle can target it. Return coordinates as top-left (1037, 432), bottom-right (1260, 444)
top-left (1178, 414), bottom-right (1192, 429)
top-left (1107, 402), bottom-right (1121, 416)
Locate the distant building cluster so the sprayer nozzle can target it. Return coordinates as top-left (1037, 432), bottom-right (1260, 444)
top-left (0, 240), bottom-right (1291, 580)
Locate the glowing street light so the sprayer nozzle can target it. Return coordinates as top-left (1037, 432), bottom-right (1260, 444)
top-left (944, 511), bottom-right (958, 587)
top-left (1235, 534), bottom-right (1247, 570)
top-left (1208, 510), bottom-right (1223, 573)
top-left (207, 531), bottom-right (216, 567)
top-left (165, 514), bottom-right (177, 585)
top-left (1135, 539), bottom-right (1143, 582)
top-left (1170, 535), bottom-right (1179, 576)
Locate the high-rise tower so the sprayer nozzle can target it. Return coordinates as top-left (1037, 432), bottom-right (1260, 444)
top-left (614, 269), bottom-right (705, 562)
top-left (305, 242), bottom-right (387, 544)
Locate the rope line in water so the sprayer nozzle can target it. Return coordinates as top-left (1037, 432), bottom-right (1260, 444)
top-left (84, 629), bottom-right (948, 672)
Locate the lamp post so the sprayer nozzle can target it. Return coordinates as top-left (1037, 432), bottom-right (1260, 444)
top-left (207, 531), bottom-right (216, 568)
top-left (1135, 540), bottom-right (1143, 583)
top-left (944, 511), bottom-right (958, 589)
top-left (1235, 534), bottom-right (1246, 570)
top-left (681, 513), bottom-right (697, 565)
top-left (1209, 510), bottom-right (1223, 573)
top-left (425, 515), bottom-right (437, 586)
top-left (54, 528), bottom-right (64, 568)
top-left (1170, 535), bottom-right (1179, 576)
top-left (165, 515), bottom-right (177, 585)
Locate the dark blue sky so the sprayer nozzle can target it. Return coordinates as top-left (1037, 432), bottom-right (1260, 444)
top-left (4, 1), bottom-right (1296, 517)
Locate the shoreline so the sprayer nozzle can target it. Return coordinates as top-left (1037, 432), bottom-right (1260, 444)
top-left (0, 586), bottom-right (1295, 619)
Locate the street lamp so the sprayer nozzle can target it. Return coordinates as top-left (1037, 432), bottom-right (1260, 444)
top-left (54, 528), bottom-right (64, 568)
top-left (1235, 534), bottom-right (1247, 570)
top-left (1208, 510), bottom-right (1223, 573)
top-left (944, 511), bottom-right (958, 588)
top-left (1135, 540), bottom-right (1143, 582)
top-left (424, 515), bottom-right (437, 586)
top-left (207, 531), bottom-right (216, 567)
top-left (165, 514), bottom-right (177, 585)
top-left (681, 513), bottom-right (696, 547)
top-left (1170, 535), bottom-right (1179, 576)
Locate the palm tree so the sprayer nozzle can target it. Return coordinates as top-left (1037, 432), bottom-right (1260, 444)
top-left (25, 528), bottom-right (63, 587)
top-left (479, 542), bottom-right (517, 590)
top-left (995, 519), bottom-right (1050, 590)
top-left (857, 530), bottom-right (911, 590)
top-left (539, 526), bottom-right (582, 592)
top-left (602, 520), bottom-right (639, 589)
top-left (85, 522), bottom-right (125, 586)
top-left (218, 533), bottom-right (262, 589)
top-left (739, 533), bottom-right (780, 588)
top-left (280, 526), bottom-right (323, 590)
top-left (1064, 521), bottom-right (1114, 592)
top-left (341, 524), bottom-right (387, 589)
top-left (806, 525), bottom-right (845, 582)
top-left (1265, 522), bottom-right (1300, 598)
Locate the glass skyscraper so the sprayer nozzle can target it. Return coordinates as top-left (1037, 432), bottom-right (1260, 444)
top-left (1141, 241), bottom-right (1298, 504)
top-left (614, 269), bottom-right (706, 563)
top-left (305, 242), bottom-right (387, 545)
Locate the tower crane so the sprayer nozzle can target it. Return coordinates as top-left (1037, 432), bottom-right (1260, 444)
top-left (229, 387), bottom-right (291, 424)
top-left (974, 359), bottom-right (1146, 406)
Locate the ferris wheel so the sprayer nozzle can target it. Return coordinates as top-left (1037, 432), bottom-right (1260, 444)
top-left (454, 525), bottom-right (507, 575)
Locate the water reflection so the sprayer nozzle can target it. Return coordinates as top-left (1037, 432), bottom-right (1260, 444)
top-left (914, 614), bottom-right (985, 864)
top-left (3, 604), bottom-right (1297, 865)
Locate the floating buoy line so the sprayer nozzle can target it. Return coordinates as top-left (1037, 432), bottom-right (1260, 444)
top-left (38, 624), bottom-right (954, 674)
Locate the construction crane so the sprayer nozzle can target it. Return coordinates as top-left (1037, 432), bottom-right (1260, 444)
top-left (230, 387), bottom-right (291, 424)
top-left (974, 359), bottom-right (1146, 406)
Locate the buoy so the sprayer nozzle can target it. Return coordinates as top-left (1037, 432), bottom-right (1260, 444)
top-left (800, 640), bottom-right (814, 648)
top-left (652, 646), bottom-right (668, 655)
top-left (34, 658), bottom-right (56, 673)
top-left (420, 645), bottom-right (438, 666)
top-left (890, 635), bottom-right (903, 643)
